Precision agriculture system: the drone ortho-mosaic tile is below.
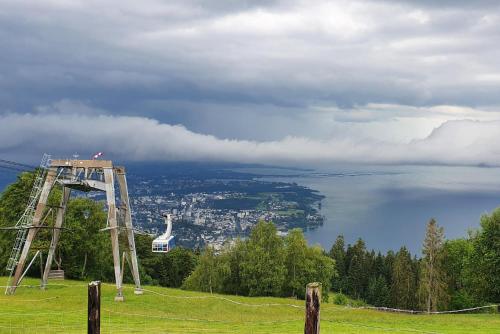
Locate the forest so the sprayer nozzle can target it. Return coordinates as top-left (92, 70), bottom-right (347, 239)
top-left (0, 171), bottom-right (498, 312)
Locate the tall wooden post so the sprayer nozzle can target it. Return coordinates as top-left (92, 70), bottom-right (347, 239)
top-left (103, 168), bottom-right (124, 301)
top-left (88, 281), bottom-right (101, 334)
top-left (304, 282), bottom-right (321, 334)
top-left (115, 168), bottom-right (142, 294)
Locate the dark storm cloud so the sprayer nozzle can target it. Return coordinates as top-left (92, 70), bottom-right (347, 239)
top-left (1, 0), bottom-right (499, 115)
top-left (1, 0), bottom-right (500, 164)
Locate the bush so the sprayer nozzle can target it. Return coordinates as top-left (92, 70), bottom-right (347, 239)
top-left (449, 290), bottom-right (477, 310)
top-left (333, 293), bottom-right (348, 305)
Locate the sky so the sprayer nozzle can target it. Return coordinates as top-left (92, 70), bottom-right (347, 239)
top-left (1, 0), bottom-right (500, 166)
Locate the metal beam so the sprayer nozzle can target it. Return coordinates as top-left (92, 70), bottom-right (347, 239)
top-left (7, 170), bottom-right (56, 294)
top-left (50, 159), bottom-right (113, 169)
top-left (42, 186), bottom-right (71, 288)
top-left (116, 169), bottom-right (142, 294)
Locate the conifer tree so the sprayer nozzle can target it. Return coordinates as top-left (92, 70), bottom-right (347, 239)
top-left (384, 250), bottom-right (395, 285)
top-left (367, 275), bottom-right (390, 306)
top-left (419, 218), bottom-right (448, 312)
top-left (347, 238), bottom-right (367, 299)
top-left (373, 252), bottom-right (386, 279)
top-left (329, 235), bottom-right (346, 292)
top-left (391, 247), bottom-right (416, 309)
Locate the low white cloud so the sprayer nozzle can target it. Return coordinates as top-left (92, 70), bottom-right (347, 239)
top-left (1, 110), bottom-right (500, 167)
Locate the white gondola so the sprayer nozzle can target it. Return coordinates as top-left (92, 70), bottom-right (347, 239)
top-left (152, 213), bottom-right (175, 253)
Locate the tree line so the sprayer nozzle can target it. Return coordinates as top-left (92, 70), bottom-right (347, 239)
top-left (329, 215), bottom-right (499, 311)
top-left (182, 221), bottom-right (335, 300)
top-left (0, 171), bottom-right (498, 311)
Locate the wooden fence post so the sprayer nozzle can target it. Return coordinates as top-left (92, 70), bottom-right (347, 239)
top-left (88, 281), bottom-right (101, 334)
top-left (304, 282), bottom-right (321, 334)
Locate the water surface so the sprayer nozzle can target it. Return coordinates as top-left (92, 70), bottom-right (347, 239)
top-left (259, 165), bottom-right (500, 253)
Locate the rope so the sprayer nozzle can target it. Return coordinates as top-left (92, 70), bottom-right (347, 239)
top-left (104, 308), bottom-right (229, 323)
top-left (103, 308), bottom-right (299, 325)
top-left (0, 309), bottom-right (82, 316)
top-left (139, 287), bottom-right (302, 309)
top-left (0, 283), bottom-right (90, 289)
top-left (0, 165), bottom-right (29, 173)
top-left (0, 158), bottom-right (36, 169)
top-left (354, 304), bottom-right (499, 314)
top-left (0, 296), bottom-right (59, 302)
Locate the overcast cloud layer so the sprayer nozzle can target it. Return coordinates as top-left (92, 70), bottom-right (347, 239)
top-left (1, 0), bottom-right (500, 165)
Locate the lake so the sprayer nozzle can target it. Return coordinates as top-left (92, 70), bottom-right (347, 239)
top-left (259, 165), bottom-right (500, 254)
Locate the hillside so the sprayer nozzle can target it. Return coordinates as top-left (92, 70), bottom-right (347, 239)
top-left (0, 278), bottom-right (498, 333)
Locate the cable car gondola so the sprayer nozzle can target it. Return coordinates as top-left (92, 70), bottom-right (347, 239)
top-left (152, 213), bottom-right (175, 253)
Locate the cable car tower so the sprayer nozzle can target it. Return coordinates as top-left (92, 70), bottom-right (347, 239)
top-left (4, 156), bottom-right (142, 301)
top-left (152, 213), bottom-right (175, 253)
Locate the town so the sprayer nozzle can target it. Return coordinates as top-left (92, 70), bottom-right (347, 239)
top-left (125, 170), bottom-right (325, 249)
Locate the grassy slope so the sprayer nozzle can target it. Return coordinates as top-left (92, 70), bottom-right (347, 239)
top-left (0, 277), bottom-right (498, 333)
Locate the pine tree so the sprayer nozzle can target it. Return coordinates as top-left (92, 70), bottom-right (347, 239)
top-left (384, 250), bottom-right (395, 286)
top-left (419, 218), bottom-right (448, 312)
top-left (329, 235), bottom-right (346, 292)
top-left (367, 275), bottom-right (390, 306)
top-left (373, 252), bottom-right (385, 279)
top-left (347, 238), bottom-right (367, 299)
top-left (391, 247), bottom-right (416, 309)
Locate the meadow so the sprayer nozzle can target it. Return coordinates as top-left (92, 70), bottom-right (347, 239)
top-left (0, 277), bottom-right (497, 333)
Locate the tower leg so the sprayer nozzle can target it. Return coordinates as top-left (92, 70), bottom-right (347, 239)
top-left (104, 168), bottom-right (123, 301)
top-left (8, 170), bottom-right (56, 294)
top-left (116, 168), bottom-right (142, 294)
top-left (41, 186), bottom-right (71, 289)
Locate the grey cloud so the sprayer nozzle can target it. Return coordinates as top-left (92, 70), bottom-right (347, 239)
top-left (1, 1), bottom-right (500, 120)
top-left (380, 1), bottom-right (500, 9)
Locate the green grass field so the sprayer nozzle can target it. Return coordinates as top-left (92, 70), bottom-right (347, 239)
top-left (0, 277), bottom-right (498, 333)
